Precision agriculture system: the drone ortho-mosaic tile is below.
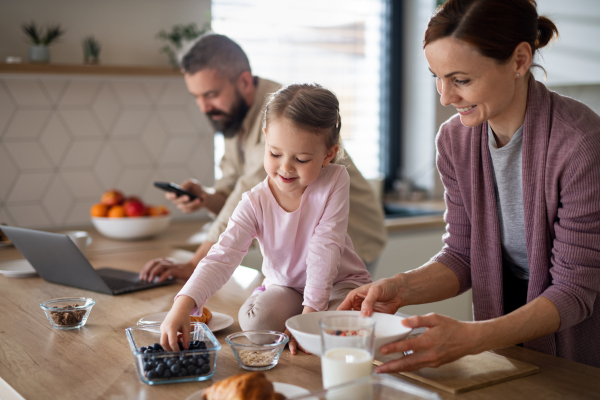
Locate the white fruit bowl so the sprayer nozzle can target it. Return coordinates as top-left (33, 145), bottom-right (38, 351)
top-left (285, 310), bottom-right (412, 358)
top-left (91, 215), bottom-right (171, 240)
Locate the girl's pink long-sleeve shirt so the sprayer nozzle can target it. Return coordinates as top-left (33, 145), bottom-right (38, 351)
top-left (178, 164), bottom-right (372, 311)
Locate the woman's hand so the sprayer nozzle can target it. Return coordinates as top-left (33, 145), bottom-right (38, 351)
top-left (287, 306), bottom-right (317, 355)
top-left (337, 277), bottom-right (406, 316)
top-left (376, 313), bottom-right (482, 373)
top-left (139, 258), bottom-right (195, 282)
top-left (165, 179), bottom-right (206, 214)
top-left (160, 296), bottom-right (196, 352)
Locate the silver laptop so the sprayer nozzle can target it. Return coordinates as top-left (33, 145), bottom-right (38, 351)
top-left (1, 225), bottom-right (174, 295)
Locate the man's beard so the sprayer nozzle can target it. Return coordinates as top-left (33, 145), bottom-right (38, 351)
top-left (205, 91), bottom-right (250, 138)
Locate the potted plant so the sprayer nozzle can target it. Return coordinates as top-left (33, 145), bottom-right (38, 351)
top-left (82, 36), bottom-right (101, 65)
top-left (156, 22), bottom-right (210, 68)
top-left (21, 22), bottom-right (65, 63)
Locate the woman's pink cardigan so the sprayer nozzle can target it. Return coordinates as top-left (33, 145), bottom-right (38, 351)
top-left (431, 77), bottom-right (600, 367)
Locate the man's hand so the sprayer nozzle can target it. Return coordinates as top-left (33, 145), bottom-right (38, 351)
top-left (166, 179), bottom-right (206, 213)
top-left (139, 241), bottom-right (214, 282)
top-left (139, 258), bottom-right (195, 282)
top-left (337, 277), bottom-right (406, 316)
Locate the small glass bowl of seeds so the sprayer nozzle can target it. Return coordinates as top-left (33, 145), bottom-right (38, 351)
top-left (40, 297), bottom-right (95, 330)
top-left (226, 330), bottom-right (289, 371)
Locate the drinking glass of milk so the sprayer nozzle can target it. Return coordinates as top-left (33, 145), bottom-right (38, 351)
top-left (319, 315), bottom-right (375, 390)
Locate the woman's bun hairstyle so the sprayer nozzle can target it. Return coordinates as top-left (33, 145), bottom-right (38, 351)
top-left (536, 15), bottom-right (559, 50)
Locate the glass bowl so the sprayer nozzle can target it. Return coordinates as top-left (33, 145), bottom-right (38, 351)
top-left (125, 322), bottom-right (221, 385)
top-left (40, 297), bottom-right (95, 330)
top-left (225, 330), bottom-right (289, 371)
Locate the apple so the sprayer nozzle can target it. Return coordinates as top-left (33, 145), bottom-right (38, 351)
top-left (124, 199), bottom-right (145, 217)
top-left (101, 190), bottom-right (124, 207)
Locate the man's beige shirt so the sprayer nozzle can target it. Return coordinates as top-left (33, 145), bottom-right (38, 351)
top-left (208, 77), bottom-right (387, 263)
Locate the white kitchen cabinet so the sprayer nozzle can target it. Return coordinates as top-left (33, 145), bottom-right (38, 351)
top-left (374, 227), bottom-right (473, 322)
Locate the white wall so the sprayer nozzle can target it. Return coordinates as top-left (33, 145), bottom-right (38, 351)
top-left (0, 73), bottom-right (214, 229)
top-left (535, 0), bottom-right (600, 86)
top-left (0, 0), bottom-right (211, 66)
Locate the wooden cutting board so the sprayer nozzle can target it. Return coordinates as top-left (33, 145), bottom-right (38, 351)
top-left (374, 351), bottom-right (539, 394)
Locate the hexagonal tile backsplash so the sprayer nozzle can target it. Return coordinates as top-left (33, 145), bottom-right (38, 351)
top-left (0, 74), bottom-right (214, 229)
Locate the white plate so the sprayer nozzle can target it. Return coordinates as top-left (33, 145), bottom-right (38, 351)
top-left (0, 259), bottom-right (38, 278)
top-left (137, 311), bottom-right (234, 333)
top-left (185, 382), bottom-right (310, 400)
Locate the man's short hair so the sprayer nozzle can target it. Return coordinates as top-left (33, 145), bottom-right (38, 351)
top-left (180, 33), bottom-right (251, 81)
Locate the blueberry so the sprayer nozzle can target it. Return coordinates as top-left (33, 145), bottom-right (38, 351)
top-left (163, 370), bottom-right (172, 379)
top-left (152, 343), bottom-right (162, 351)
top-left (194, 368), bottom-right (203, 376)
top-left (196, 358), bottom-right (205, 367)
top-left (166, 359), bottom-right (175, 367)
top-left (143, 362), bottom-right (152, 371)
top-left (177, 342), bottom-right (184, 351)
top-left (335, 330), bottom-right (342, 336)
top-left (201, 364), bottom-right (210, 374)
top-left (156, 363), bottom-right (165, 375)
top-left (202, 354), bottom-right (210, 361)
top-left (139, 346), bottom-right (147, 352)
top-left (147, 370), bottom-right (157, 379)
top-left (170, 364), bottom-right (180, 374)
top-left (199, 342), bottom-right (207, 350)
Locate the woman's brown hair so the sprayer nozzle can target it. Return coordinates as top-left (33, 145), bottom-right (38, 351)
top-left (424, 0), bottom-right (558, 71)
top-left (264, 83), bottom-right (344, 161)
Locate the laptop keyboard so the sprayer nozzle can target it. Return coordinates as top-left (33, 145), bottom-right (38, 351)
top-left (101, 276), bottom-right (153, 292)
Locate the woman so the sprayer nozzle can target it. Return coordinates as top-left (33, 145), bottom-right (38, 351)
top-left (339, 0), bottom-right (600, 372)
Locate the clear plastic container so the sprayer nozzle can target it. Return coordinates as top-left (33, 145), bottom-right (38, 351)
top-left (125, 322), bottom-right (221, 385)
top-left (40, 297), bottom-right (95, 330)
top-left (286, 374), bottom-right (441, 400)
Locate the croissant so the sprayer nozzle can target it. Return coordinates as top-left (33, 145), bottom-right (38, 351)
top-left (202, 372), bottom-right (285, 400)
top-left (190, 307), bottom-right (213, 324)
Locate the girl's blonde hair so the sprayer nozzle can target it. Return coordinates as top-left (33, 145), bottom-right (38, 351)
top-left (264, 83), bottom-right (344, 162)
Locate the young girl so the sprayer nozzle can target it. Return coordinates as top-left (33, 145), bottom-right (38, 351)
top-left (160, 83), bottom-right (372, 354)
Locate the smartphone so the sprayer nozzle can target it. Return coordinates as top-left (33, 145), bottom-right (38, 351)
top-left (153, 182), bottom-right (199, 201)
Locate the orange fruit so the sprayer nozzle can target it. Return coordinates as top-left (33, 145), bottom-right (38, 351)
top-left (107, 205), bottom-right (126, 218)
top-left (148, 205), bottom-right (169, 216)
top-left (90, 203), bottom-right (108, 217)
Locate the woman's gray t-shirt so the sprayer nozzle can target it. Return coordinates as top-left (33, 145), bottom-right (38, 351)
top-left (488, 124), bottom-right (529, 280)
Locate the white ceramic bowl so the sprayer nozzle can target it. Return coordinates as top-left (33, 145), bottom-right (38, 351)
top-left (285, 310), bottom-right (411, 358)
top-left (91, 215), bottom-right (171, 240)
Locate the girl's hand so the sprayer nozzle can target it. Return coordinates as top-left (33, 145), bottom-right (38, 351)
top-left (375, 313), bottom-right (481, 373)
top-left (287, 306), bottom-right (317, 355)
top-left (160, 296), bottom-right (196, 352)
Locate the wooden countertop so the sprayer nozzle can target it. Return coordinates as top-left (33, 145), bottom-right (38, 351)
top-left (0, 63), bottom-right (182, 76)
top-left (384, 200), bottom-right (446, 233)
top-left (1, 222), bottom-right (599, 399)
